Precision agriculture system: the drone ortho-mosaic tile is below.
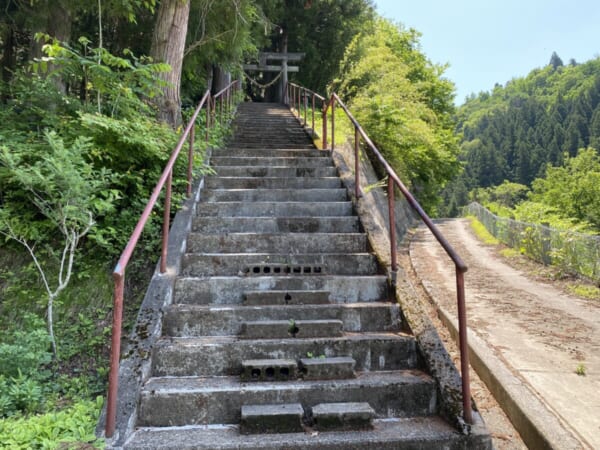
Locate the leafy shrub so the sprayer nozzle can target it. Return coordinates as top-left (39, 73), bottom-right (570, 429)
top-left (0, 315), bottom-right (51, 380)
top-left (0, 397), bottom-right (104, 449)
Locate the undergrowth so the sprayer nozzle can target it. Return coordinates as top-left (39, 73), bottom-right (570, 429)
top-left (466, 215), bottom-right (500, 245)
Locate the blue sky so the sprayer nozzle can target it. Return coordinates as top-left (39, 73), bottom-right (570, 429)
top-left (374, 0), bottom-right (600, 104)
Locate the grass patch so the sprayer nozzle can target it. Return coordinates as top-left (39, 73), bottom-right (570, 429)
top-left (575, 363), bottom-right (587, 376)
top-left (566, 283), bottom-right (600, 300)
top-left (466, 215), bottom-right (500, 245)
top-left (500, 248), bottom-right (520, 258)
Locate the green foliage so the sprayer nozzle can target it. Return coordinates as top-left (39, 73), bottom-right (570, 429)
top-left (575, 363), bottom-right (586, 376)
top-left (453, 56), bottom-right (600, 200)
top-left (33, 35), bottom-right (170, 117)
top-left (0, 315), bottom-right (51, 380)
top-left (529, 148), bottom-right (600, 229)
top-left (334, 18), bottom-right (460, 212)
top-left (0, 397), bottom-right (104, 449)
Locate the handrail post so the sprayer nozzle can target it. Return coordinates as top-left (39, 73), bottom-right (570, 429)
top-left (219, 97), bottom-right (223, 126)
top-left (160, 169), bottom-right (172, 273)
top-left (322, 103), bottom-right (328, 150)
top-left (354, 126), bottom-right (362, 199)
top-left (186, 122), bottom-right (195, 197)
top-left (456, 269), bottom-right (473, 424)
top-left (297, 86), bottom-right (301, 119)
top-left (105, 272), bottom-right (124, 437)
top-left (205, 100), bottom-right (210, 143)
top-left (331, 95), bottom-right (336, 150)
top-left (311, 94), bottom-right (315, 135)
top-left (303, 90), bottom-right (307, 125)
top-left (387, 178), bottom-right (398, 278)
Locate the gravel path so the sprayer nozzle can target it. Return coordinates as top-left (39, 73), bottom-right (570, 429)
top-left (409, 218), bottom-right (599, 449)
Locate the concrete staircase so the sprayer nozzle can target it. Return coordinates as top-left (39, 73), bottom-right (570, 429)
top-left (123, 103), bottom-right (490, 449)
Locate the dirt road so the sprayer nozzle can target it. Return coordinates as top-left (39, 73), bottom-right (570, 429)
top-left (409, 218), bottom-right (600, 449)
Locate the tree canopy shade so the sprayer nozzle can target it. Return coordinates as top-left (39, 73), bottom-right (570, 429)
top-left (256, 0), bottom-right (375, 95)
top-left (334, 18), bottom-right (459, 212)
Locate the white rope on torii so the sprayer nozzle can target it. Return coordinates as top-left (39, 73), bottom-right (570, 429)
top-left (243, 70), bottom-right (284, 98)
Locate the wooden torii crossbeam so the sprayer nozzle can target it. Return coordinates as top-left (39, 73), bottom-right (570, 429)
top-left (243, 51), bottom-right (305, 102)
top-left (243, 51), bottom-right (304, 73)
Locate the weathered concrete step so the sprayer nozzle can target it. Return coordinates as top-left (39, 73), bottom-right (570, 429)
top-left (299, 357), bottom-right (356, 380)
top-left (210, 157), bottom-right (331, 167)
top-left (197, 202), bottom-right (353, 217)
top-left (243, 290), bottom-right (330, 305)
top-left (241, 359), bottom-right (298, 382)
top-left (125, 416), bottom-right (492, 449)
top-left (205, 177), bottom-right (341, 189)
top-left (213, 149), bottom-right (330, 158)
top-left (174, 275), bottom-right (389, 305)
top-left (193, 216), bottom-right (359, 233)
top-left (138, 370), bottom-right (437, 426)
top-left (181, 253), bottom-right (377, 277)
top-left (240, 319), bottom-right (343, 339)
top-left (233, 144), bottom-right (315, 150)
top-left (240, 403), bottom-right (304, 434)
top-left (163, 303), bottom-right (400, 337)
top-left (311, 402), bottom-right (374, 431)
top-left (211, 166), bottom-right (337, 178)
top-left (186, 233), bottom-right (367, 254)
top-left (152, 332), bottom-right (417, 377)
top-left (201, 188), bottom-right (348, 202)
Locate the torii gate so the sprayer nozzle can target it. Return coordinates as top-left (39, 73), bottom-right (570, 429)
top-left (243, 51), bottom-right (304, 103)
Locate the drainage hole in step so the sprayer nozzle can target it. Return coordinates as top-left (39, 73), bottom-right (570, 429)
top-left (265, 367), bottom-right (275, 379)
top-left (304, 267), bottom-right (312, 273)
top-left (251, 368), bottom-right (261, 379)
top-left (263, 266), bottom-right (271, 274)
top-left (279, 367), bottom-right (290, 378)
top-left (252, 267), bottom-right (260, 274)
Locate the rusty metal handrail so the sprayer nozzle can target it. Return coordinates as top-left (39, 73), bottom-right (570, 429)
top-left (288, 86), bottom-right (472, 425)
top-left (104, 80), bottom-right (240, 438)
top-left (287, 82), bottom-right (326, 140)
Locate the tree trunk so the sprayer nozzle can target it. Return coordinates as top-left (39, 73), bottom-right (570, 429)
top-left (1, 25), bottom-right (16, 101)
top-left (150, 0), bottom-right (191, 128)
top-left (29, 0), bottom-right (72, 94)
top-left (211, 65), bottom-right (231, 95)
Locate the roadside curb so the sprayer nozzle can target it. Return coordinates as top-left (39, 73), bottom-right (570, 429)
top-left (409, 245), bottom-right (584, 450)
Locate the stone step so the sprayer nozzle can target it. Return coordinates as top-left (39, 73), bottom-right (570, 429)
top-left (151, 332), bottom-right (418, 377)
top-left (299, 357), bottom-right (356, 380)
top-left (162, 303), bottom-right (400, 337)
top-left (201, 188), bottom-right (348, 202)
top-left (213, 149), bottom-right (329, 158)
top-left (197, 201), bottom-right (354, 217)
top-left (193, 216), bottom-right (360, 233)
top-left (241, 359), bottom-right (298, 382)
top-left (125, 416), bottom-right (491, 449)
top-left (311, 402), bottom-right (374, 431)
top-left (210, 157), bottom-right (331, 167)
top-left (138, 370), bottom-right (437, 426)
top-left (233, 144), bottom-right (315, 150)
top-left (243, 290), bottom-right (331, 305)
top-left (204, 177), bottom-right (341, 189)
top-left (211, 166), bottom-right (337, 178)
top-left (240, 319), bottom-right (343, 339)
top-left (181, 253), bottom-right (378, 277)
top-left (240, 403), bottom-right (304, 434)
top-left (186, 233), bottom-right (367, 254)
top-left (174, 275), bottom-right (390, 305)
